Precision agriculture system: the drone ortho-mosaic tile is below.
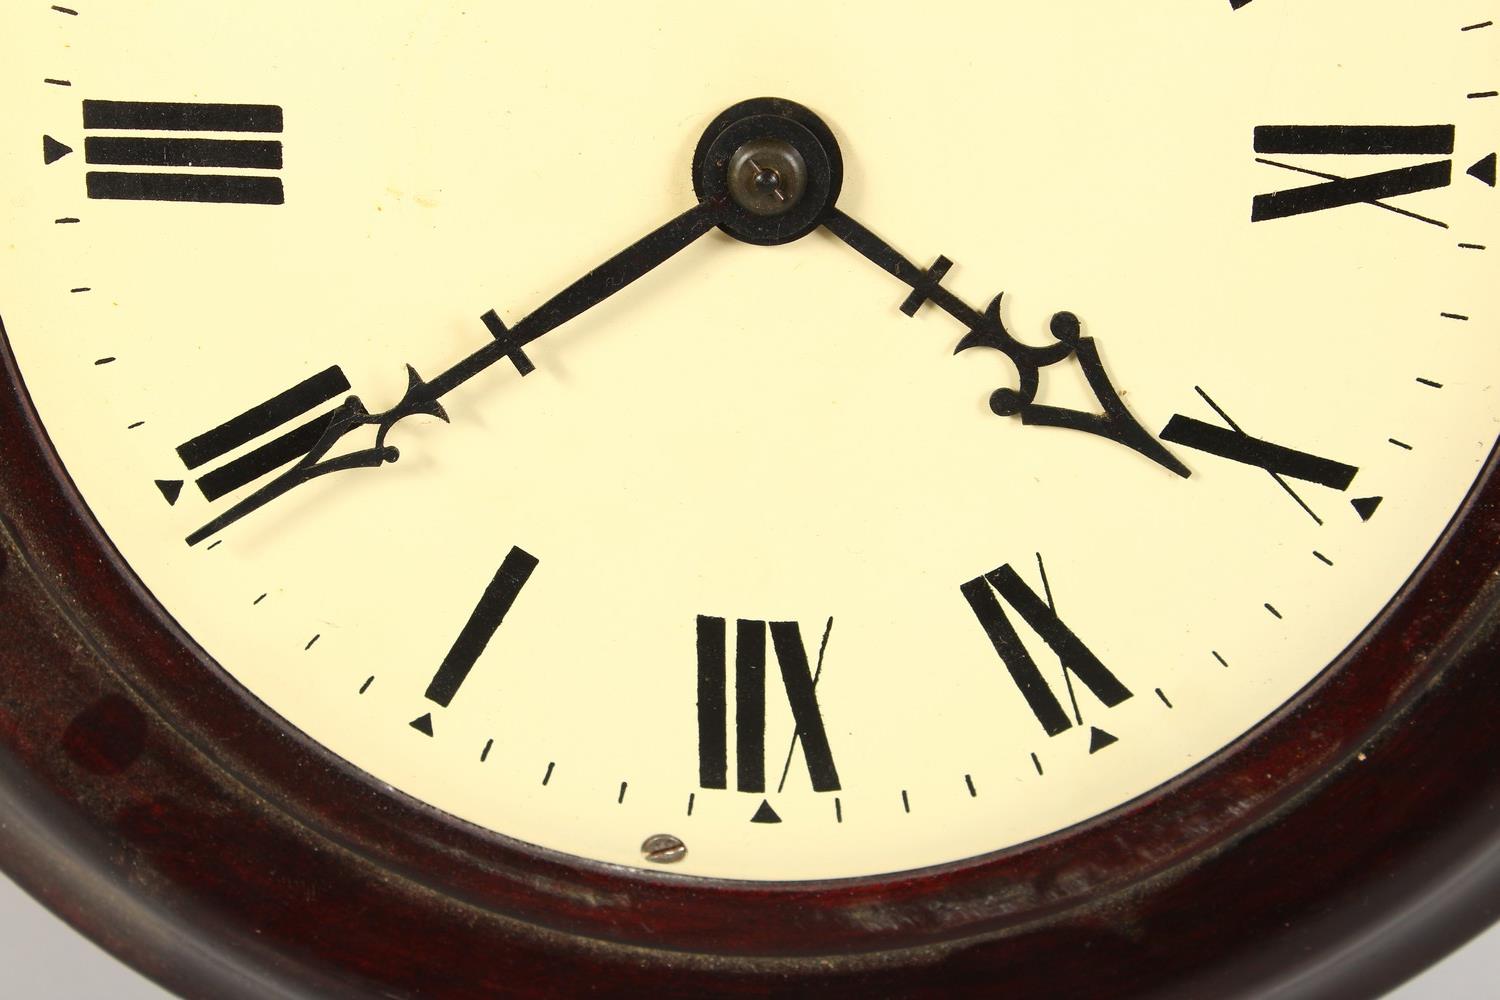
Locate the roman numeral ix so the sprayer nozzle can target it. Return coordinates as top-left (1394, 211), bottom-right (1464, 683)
top-left (1252, 124), bottom-right (1455, 226)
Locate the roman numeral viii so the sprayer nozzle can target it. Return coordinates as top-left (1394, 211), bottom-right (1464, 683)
top-left (696, 616), bottom-right (840, 793)
top-left (961, 560), bottom-right (1131, 738)
top-left (1252, 124), bottom-right (1455, 227)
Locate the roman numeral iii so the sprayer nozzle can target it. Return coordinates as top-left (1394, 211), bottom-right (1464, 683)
top-left (1252, 124), bottom-right (1455, 226)
top-left (83, 99), bottom-right (285, 205)
top-left (696, 616), bottom-right (840, 794)
top-left (961, 560), bottom-right (1131, 738)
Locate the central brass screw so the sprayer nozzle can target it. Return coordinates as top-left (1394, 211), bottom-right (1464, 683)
top-left (727, 138), bottom-right (808, 217)
top-left (750, 162), bottom-right (786, 201)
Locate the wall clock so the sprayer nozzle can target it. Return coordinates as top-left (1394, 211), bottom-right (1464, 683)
top-left (2, 1), bottom-right (1500, 996)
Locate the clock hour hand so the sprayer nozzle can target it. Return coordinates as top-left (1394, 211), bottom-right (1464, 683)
top-left (185, 197), bottom-right (726, 546)
top-left (822, 207), bottom-right (1190, 478)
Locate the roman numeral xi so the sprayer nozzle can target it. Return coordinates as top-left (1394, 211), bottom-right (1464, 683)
top-left (962, 559), bottom-right (1132, 747)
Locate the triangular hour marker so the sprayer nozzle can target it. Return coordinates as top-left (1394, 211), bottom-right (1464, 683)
top-left (43, 135), bottom-right (73, 165)
top-left (1469, 153), bottom-right (1498, 187)
top-left (1088, 727), bottom-right (1119, 754)
top-left (1352, 496), bottom-right (1384, 522)
top-left (409, 713), bottom-right (435, 737)
top-left (155, 480), bottom-right (184, 506)
top-left (750, 799), bottom-right (782, 824)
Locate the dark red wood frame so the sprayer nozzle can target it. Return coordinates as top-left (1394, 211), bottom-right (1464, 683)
top-left (1, 329), bottom-right (1499, 999)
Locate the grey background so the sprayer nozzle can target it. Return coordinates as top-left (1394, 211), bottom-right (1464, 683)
top-left (0, 870), bottom-right (1493, 998)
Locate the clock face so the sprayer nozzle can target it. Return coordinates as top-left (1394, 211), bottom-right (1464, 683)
top-left (1, 1), bottom-right (1496, 882)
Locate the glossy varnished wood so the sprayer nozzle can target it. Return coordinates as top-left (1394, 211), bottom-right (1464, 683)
top-left (1, 328), bottom-right (1498, 998)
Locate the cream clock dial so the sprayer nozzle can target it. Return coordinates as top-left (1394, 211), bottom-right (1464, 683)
top-left (1, 1), bottom-right (1496, 881)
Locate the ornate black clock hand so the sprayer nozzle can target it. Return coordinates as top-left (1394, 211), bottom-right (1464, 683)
top-left (186, 197), bottom-right (725, 546)
top-left (822, 207), bottom-right (1191, 478)
top-left (688, 99), bottom-right (1187, 477)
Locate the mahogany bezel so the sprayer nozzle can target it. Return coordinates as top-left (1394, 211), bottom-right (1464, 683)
top-left (1, 330), bottom-right (1498, 998)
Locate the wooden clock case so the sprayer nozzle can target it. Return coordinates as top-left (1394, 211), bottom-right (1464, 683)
top-left (1, 330), bottom-right (1499, 998)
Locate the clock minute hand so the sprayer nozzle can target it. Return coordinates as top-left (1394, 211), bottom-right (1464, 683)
top-left (185, 197), bottom-right (727, 547)
top-left (422, 197), bottom-right (726, 400)
top-left (822, 207), bottom-right (1189, 478)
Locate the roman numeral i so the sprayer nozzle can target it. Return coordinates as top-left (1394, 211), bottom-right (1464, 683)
top-left (410, 546), bottom-right (539, 738)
